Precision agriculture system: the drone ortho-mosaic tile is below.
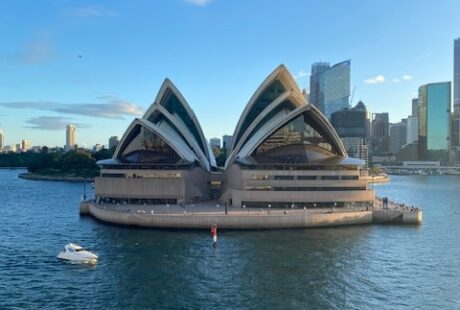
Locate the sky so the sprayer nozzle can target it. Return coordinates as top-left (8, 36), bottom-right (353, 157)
top-left (1, 0), bottom-right (459, 148)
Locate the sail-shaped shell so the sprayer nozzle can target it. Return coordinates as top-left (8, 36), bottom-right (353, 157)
top-left (226, 65), bottom-right (349, 168)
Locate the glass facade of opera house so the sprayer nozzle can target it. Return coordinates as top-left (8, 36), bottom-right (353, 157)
top-left (95, 66), bottom-right (375, 209)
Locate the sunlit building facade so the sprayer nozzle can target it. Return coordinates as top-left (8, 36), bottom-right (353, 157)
top-left (66, 124), bottom-right (76, 151)
top-left (95, 66), bottom-right (374, 209)
top-left (95, 79), bottom-right (216, 205)
top-left (223, 65), bottom-right (374, 209)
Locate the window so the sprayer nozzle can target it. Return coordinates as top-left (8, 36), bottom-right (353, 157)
top-left (252, 113), bottom-right (340, 163)
top-left (235, 79), bottom-right (286, 145)
top-left (297, 175), bottom-right (317, 180)
top-left (119, 125), bottom-right (181, 164)
top-left (160, 90), bottom-right (206, 154)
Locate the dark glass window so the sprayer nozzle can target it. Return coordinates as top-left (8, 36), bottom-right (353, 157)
top-left (148, 114), bottom-right (195, 152)
top-left (341, 175), bottom-right (359, 180)
top-left (119, 125), bottom-right (181, 164)
top-left (274, 175), bottom-right (294, 180)
top-left (321, 176), bottom-right (340, 180)
top-left (297, 175), bottom-right (317, 180)
top-left (160, 90), bottom-right (206, 154)
top-left (235, 79), bottom-right (286, 145)
top-left (252, 113), bottom-right (340, 163)
top-left (241, 100), bottom-right (296, 148)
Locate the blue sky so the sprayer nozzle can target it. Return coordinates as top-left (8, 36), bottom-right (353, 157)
top-left (0, 0), bottom-right (459, 148)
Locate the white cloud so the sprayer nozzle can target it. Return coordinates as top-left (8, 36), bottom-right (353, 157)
top-left (25, 116), bottom-right (90, 130)
top-left (0, 97), bottom-right (143, 120)
top-left (392, 74), bottom-right (413, 83)
top-left (364, 75), bottom-right (385, 84)
top-left (65, 6), bottom-right (118, 17)
top-left (402, 74), bottom-right (413, 80)
top-left (294, 69), bottom-right (308, 79)
top-left (184, 0), bottom-right (212, 6)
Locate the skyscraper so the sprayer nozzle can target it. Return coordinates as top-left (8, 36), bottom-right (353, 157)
top-left (389, 121), bottom-right (407, 155)
top-left (21, 140), bottom-right (31, 152)
top-left (454, 38), bottom-right (460, 113)
top-left (109, 136), bottom-right (119, 149)
top-left (309, 62), bottom-right (330, 113)
top-left (330, 101), bottom-right (368, 138)
top-left (406, 115), bottom-right (419, 145)
top-left (412, 98), bottom-right (419, 116)
top-left (418, 82), bottom-right (451, 161)
top-left (371, 113), bottom-right (390, 154)
top-left (320, 60), bottom-right (351, 119)
top-left (222, 135), bottom-right (233, 151)
top-left (0, 128), bottom-right (4, 150)
top-left (66, 124), bottom-right (76, 151)
top-left (452, 38), bottom-right (460, 148)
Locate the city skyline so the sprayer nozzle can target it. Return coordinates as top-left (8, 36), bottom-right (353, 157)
top-left (0, 1), bottom-right (459, 147)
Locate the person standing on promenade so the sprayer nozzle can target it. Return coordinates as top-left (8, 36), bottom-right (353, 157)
top-left (210, 225), bottom-right (218, 248)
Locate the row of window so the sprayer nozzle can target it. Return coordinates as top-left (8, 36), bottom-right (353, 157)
top-left (250, 175), bottom-right (359, 180)
top-left (241, 201), bottom-right (372, 209)
top-left (101, 173), bottom-right (182, 179)
top-left (97, 197), bottom-right (178, 205)
top-left (245, 186), bottom-right (366, 191)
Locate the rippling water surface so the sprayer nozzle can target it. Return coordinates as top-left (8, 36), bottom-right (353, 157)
top-left (1, 169), bottom-right (459, 309)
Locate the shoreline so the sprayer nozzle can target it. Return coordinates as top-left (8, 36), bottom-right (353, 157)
top-left (18, 172), bottom-right (94, 183)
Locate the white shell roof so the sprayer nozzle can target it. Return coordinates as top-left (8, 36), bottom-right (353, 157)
top-left (112, 79), bottom-right (215, 171)
top-left (226, 65), bottom-right (347, 168)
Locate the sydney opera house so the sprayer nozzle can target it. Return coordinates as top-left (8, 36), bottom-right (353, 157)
top-left (94, 65), bottom-right (375, 210)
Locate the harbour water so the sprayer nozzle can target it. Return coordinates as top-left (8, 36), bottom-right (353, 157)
top-left (0, 169), bottom-right (459, 309)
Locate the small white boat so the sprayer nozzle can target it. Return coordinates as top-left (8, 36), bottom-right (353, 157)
top-left (57, 243), bottom-right (98, 264)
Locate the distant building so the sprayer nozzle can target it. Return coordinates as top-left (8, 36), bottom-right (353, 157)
top-left (341, 137), bottom-right (369, 167)
top-left (93, 144), bottom-right (103, 152)
top-left (371, 113), bottom-right (390, 155)
top-left (21, 140), bottom-right (31, 152)
top-left (406, 115), bottom-right (419, 145)
top-left (4, 145), bottom-right (15, 153)
top-left (453, 38), bottom-right (460, 148)
top-left (109, 136), bottom-right (119, 149)
top-left (330, 101), bottom-right (369, 165)
top-left (0, 128), bottom-right (4, 150)
top-left (330, 101), bottom-right (368, 139)
top-left (396, 142), bottom-right (419, 162)
top-left (412, 98), bottom-right (419, 116)
top-left (320, 60), bottom-right (351, 119)
top-left (389, 121), bottom-right (407, 155)
top-left (418, 82), bottom-right (451, 161)
top-left (210, 138), bottom-right (221, 149)
top-left (222, 135), bottom-right (233, 151)
top-left (66, 124), bottom-right (76, 151)
top-left (309, 62), bottom-right (330, 113)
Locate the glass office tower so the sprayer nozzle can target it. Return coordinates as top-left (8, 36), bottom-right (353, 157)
top-left (320, 60), bottom-right (351, 119)
top-left (309, 62), bottom-right (330, 114)
top-left (418, 82), bottom-right (451, 161)
top-left (452, 38), bottom-right (460, 147)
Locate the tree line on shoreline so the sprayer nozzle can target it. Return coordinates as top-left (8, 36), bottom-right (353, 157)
top-left (0, 147), bottom-right (115, 178)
